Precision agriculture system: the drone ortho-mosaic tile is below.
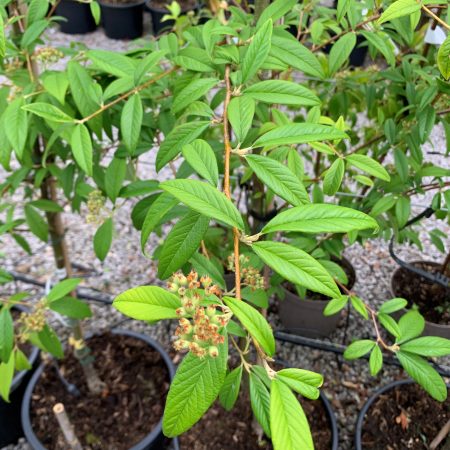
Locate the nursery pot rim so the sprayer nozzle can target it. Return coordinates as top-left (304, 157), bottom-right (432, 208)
top-left (145, 0), bottom-right (199, 13)
top-left (354, 378), bottom-right (449, 450)
top-left (98, 0), bottom-right (145, 8)
top-left (21, 328), bottom-right (175, 450)
top-left (390, 259), bottom-right (450, 331)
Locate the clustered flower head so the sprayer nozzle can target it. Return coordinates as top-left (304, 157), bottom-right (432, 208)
top-left (17, 299), bottom-right (47, 342)
top-left (169, 271), bottom-right (231, 359)
top-left (86, 189), bottom-right (106, 224)
top-left (227, 253), bottom-right (264, 290)
top-left (33, 46), bottom-right (64, 65)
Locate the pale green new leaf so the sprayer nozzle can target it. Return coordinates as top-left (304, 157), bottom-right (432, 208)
top-left (121, 93), bottom-right (143, 153)
top-left (329, 33), bottom-right (357, 76)
top-left (228, 95), bottom-right (255, 143)
top-left (224, 296), bottom-right (275, 356)
top-left (113, 286), bottom-right (180, 321)
top-left (94, 218), bottom-right (113, 262)
top-left (378, 0), bottom-right (422, 25)
top-left (0, 354), bottom-right (14, 402)
top-left (277, 368), bottom-right (323, 400)
top-left (241, 20), bottom-right (273, 83)
top-left (270, 378), bottom-right (314, 450)
top-left (47, 278), bottom-right (82, 302)
top-left (323, 159), bottom-right (344, 195)
top-left (42, 72), bottom-right (69, 105)
top-left (344, 340), bottom-right (375, 360)
top-left (246, 154), bottom-right (310, 206)
top-left (262, 204), bottom-right (378, 234)
top-left (163, 338), bottom-right (228, 437)
top-left (158, 211), bottom-right (210, 279)
top-left (0, 15), bottom-right (5, 59)
top-left (437, 35), bottom-right (450, 80)
top-left (250, 370), bottom-right (271, 437)
top-left (4, 99), bottom-right (28, 158)
top-left (397, 310), bottom-right (425, 343)
top-left (254, 123), bottom-right (347, 148)
top-left (252, 241), bottom-right (340, 298)
top-left (346, 154), bottom-right (390, 181)
top-left (0, 308), bottom-right (13, 363)
top-left (219, 365), bottom-right (243, 411)
top-left (369, 345), bottom-right (383, 376)
top-left (378, 298), bottom-right (408, 314)
top-left (160, 179), bottom-right (244, 230)
top-left (182, 140), bottom-right (219, 186)
top-left (22, 103), bottom-right (75, 123)
top-left (71, 124), bottom-right (93, 176)
top-left (244, 80), bottom-right (320, 106)
top-left (172, 78), bottom-right (218, 114)
top-left (400, 337), bottom-right (450, 357)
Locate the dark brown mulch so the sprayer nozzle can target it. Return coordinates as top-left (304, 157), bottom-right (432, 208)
top-left (392, 262), bottom-right (450, 325)
top-left (148, 0), bottom-right (197, 10)
top-left (30, 332), bottom-right (170, 450)
top-left (178, 391), bottom-right (332, 450)
top-left (361, 383), bottom-right (450, 449)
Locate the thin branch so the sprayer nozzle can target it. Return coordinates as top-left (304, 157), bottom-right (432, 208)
top-left (422, 5), bottom-right (450, 31)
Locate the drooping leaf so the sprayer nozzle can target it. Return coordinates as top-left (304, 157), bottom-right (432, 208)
top-left (219, 365), bottom-right (243, 411)
top-left (0, 308), bottom-right (13, 364)
top-left (277, 368), bottom-right (323, 400)
top-left (121, 93), bottom-right (143, 154)
top-left (329, 33), bottom-right (357, 75)
top-left (369, 345), bottom-right (383, 376)
top-left (0, 354), bottom-right (14, 401)
top-left (172, 78), bottom-right (219, 114)
top-left (49, 297), bottom-right (92, 319)
top-left (437, 35), bottom-right (450, 80)
top-left (378, 298), bottom-right (408, 314)
top-left (344, 339), bottom-right (375, 360)
top-left (93, 218), bottom-right (113, 262)
top-left (228, 95), bottom-right (255, 143)
top-left (190, 253), bottom-right (226, 289)
top-left (182, 140), bottom-right (219, 186)
top-left (24, 204), bottom-right (48, 242)
top-left (257, 0), bottom-right (297, 26)
top-left (378, 0), bottom-right (422, 25)
top-left (105, 158), bottom-right (127, 203)
top-left (22, 103), bottom-right (75, 123)
top-left (249, 370), bottom-right (271, 438)
top-left (4, 99), bottom-right (28, 158)
top-left (323, 159), bottom-right (345, 195)
top-left (71, 124), bottom-right (93, 176)
top-left (47, 278), bottom-right (82, 302)
top-left (346, 154), bottom-right (390, 181)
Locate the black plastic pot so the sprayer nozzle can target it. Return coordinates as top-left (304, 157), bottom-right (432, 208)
top-left (21, 328), bottom-right (176, 450)
top-left (278, 257), bottom-right (356, 338)
top-left (355, 379), bottom-right (448, 449)
top-left (391, 260), bottom-right (450, 339)
top-left (55, 0), bottom-right (97, 34)
top-left (99, 1), bottom-right (145, 40)
top-left (145, 0), bottom-right (199, 35)
top-left (0, 306), bottom-right (40, 447)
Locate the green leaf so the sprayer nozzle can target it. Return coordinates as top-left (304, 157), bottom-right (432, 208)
top-left (0, 308), bottom-right (13, 363)
top-left (90, 1), bottom-right (101, 25)
top-left (246, 154), bottom-right (309, 206)
top-left (21, 19), bottom-right (48, 48)
top-left (344, 339), bottom-right (375, 360)
top-left (329, 33), bottom-right (357, 75)
top-left (361, 31), bottom-right (395, 67)
top-left (27, 0), bottom-right (49, 24)
top-left (244, 80), bottom-right (320, 106)
top-left (71, 124), bottom-right (93, 176)
top-left (323, 159), bottom-right (345, 196)
top-left (0, 15), bottom-right (5, 59)
top-left (400, 336), bottom-right (450, 357)
top-left (22, 103), bottom-right (75, 123)
top-left (287, 149), bottom-right (304, 180)
top-left (249, 371), bottom-right (271, 437)
top-left (396, 196), bottom-right (410, 228)
top-left (156, 121), bottom-right (210, 172)
top-left (262, 204), bottom-right (378, 234)
top-left (160, 179), bottom-right (244, 230)
top-left (49, 297), bottom-right (92, 319)
top-left (36, 325), bottom-right (64, 358)
top-left (94, 218), bottom-right (113, 262)
top-left (163, 337), bottom-right (228, 437)
top-left (24, 204), bottom-right (48, 242)
top-left (219, 365), bottom-right (242, 411)
top-left (378, 0), bottom-right (422, 25)
top-left (369, 345), bottom-right (383, 376)
top-left (370, 195), bottom-right (396, 217)
top-left (397, 310), bottom-right (425, 343)
top-left (397, 351), bottom-right (447, 401)
top-left (158, 211), bottom-right (210, 279)
top-left (190, 253), bottom-right (226, 289)
top-left (223, 296), bottom-right (275, 356)
top-left (241, 20), bottom-right (273, 83)
top-left (28, 199), bottom-right (63, 212)
top-left (270, 378), bottom-right (314, 450)
top-left (379, 298), bottom-right (408, 314)
top-left (351, 296), bottom-right (369, 320)
top-left (254, 123), bottom-right (347, 148)
top-left (134, 50), bottom-right (166, 84)
top-left (346, 154), bottom-right (390, 181)
top-left (140, 193), bottom-right (178, 251)
top-left (121, 94), bottom-right (143, 154)
top-left (323, 296), bottom-right (348, 316)
top-left (228, 95), bottom-right (255, 143)
top-left (257, 0), bottom-right (297, 26)
top-left (105, 158), bottom-right (127, 203)
top-left (437, 35), bottom-right (450, 80)
top-left (0, 354), bottom-right (14, 402)
top-left (252, 241), bottom-right (340, 298)
top-left (47, 278), bottom-right (82, 302)
top-left (15, 348), bottom-right (32, 371)
top-left (182, 140), bottom-right (219, 186)
top-left (277, 368), bottom-right (323, 400)
top-left (88, 50), bottom-right (135, 78)
top-left (378, 313), bottom-right (401, 338)
top-left (172, 78), bottom-right (218, 114)
top-left (4, 99), bottom-right (28, 158)
top-left (113, 286), bottom-right (180, 321)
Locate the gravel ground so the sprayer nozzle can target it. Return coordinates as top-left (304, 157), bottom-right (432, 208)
top-left (1, 20), bottom-right (450, 450)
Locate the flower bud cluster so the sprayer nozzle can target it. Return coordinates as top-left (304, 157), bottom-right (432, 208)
top-left (17, 299), bottom-right (47, 342)
top-left (227, 254), bottom-right (264, 290)
top-left (86, 190), bottom-right (106, 224)
top-left (33, 46), bottom-right (64, 65)
top-left (169, 271), bottom-right (231, 359)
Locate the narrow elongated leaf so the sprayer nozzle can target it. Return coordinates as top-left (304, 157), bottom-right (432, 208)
top-left (257, 0), bottom-right (297, 26)
top-left (172, 78), bottom-right (218, 114)
top-left (49, 297), bottom-right (92, 319)
top-left (182, 140), bottom-right (218, 186)
top-left (134, 50), bottom-right (166, 84)
top-left (379, 298), bottom-right (408, 314)
top-left (158, 211), bottom-right (210, 279)
top-left (249, 371), bottom-right (271, 438)
top-left (160, 179), bottom-right (244, 230)
top-left (163, 338), bottom-right (228, 437)
top-left (0, 354), bottom-right (14, 401)
top-left (437, 35), bottom-right (450, 80)
top-left (113, 286), bottom-right (180, 321)
top-left (346, 154), bottom-right (390, 181)
top-left (24, 205), bottom-right (48, 242)
top-left (401, 337), bottom-right (450, 357)
top-left (262, 204), bottom-right (378, 234)
top-left (244, 80), bottom-right (320, 106)
top-left (378, 0), bottom-right (421, 24)
top-left (47, 278), bottom-right (82, 302)
top-left (224, 296), bottom-right (275, 356)
top-left (88, 50), bottom-right (135, 78)
top-left (105, 158), bottom-right (127, 203)
top-left (121, 93), bottom-right (143, 153)
top-left (228, 95), bottom-right (255, 143)
top-left (246, 154), bottom-right (309, 206)
top-left (35, 325), bottom-right (63, 358)
top-left (369, 345), bottom-right (383, 376)
top-left (252, 241), bottom-right (340, 298)
top-left (4, 99), bottom-right (28, 158)
top-left (397, 351), bottom-right (447, 401)
top-left (71, 124), bottom-right (93, 176)
top-left (0, 308), bottom-right (13, 363)
top-left (241, 20), bottom-right (273, 83)
top-left (22, 103), bottom-right (75, 123)
top-left (190, 253), bottom-right (226, 289)
top-left (277, 368), bottom-right (323, 400)
top-left (254, 123), bottom-right (347, 148)
top-left (271, 378), bottom-right (314, 450)
top-left (0, 16), bottom-right (5, 59)
top-left (344, 340), bottom-right (375, 360)
top-left (329, 33), bottom-right (357, 76)
top-left (94, 218), bottom-right (113, 262)
top-left (29, 199), bottom-right (63, 212)
top-left (361, 31), bottom-right (395, 67)
top-left (323, 159), bottom-right (344, 195)
top-left (156, 121), bottom-right (210, 171)
top-left (219, 366), bottom-right (242, 411)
